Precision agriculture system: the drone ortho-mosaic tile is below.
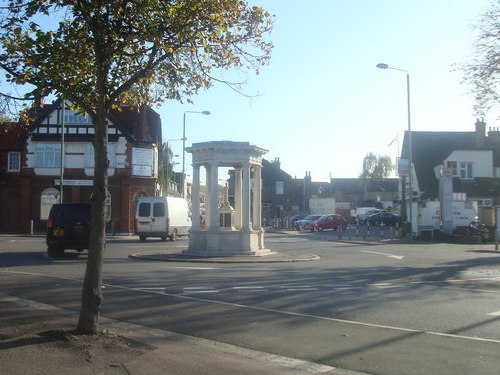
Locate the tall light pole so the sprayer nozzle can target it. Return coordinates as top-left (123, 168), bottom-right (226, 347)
top-left (377, 63), bottom-right (413, 238)
top-left (182, 110), bottom-right (211, 197)
top-left (59, 99), bottom-right (66, 203)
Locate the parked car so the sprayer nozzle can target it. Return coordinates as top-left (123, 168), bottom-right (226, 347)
top-left (311, 214), bottom-right (348, 232)
top-left (46, 202), bottom-right (92, 257)
top-left (363, 212), bottom-right (402, 227)
top-left (356, 207), bottom-right (388, 223)
top-left (293, 214), bottom-right (323, 230)
top-left (287, 214), bottom-right (307, 229)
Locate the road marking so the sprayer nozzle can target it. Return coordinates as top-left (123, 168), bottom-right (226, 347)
top-left (4, 269), bottom-right (500, 345)
top-left (105, 283), bottom-right (500, 344)
top-left (361, 250), bottom-right (404, 260)
top-left (183, 287), bottom-right (217, 294)
top-left (170, 266), bottom-right (219, 270)
top-left (0, 293), bottom-right (337, 375)
top-left (233, 286), bottom-right (268, 292)
top-left (487, 310), bottom-right (500, 316)
top-left (372, 283), bottom-right (402, 289)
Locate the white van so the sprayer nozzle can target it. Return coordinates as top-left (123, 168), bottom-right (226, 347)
top-left (135, 196), bottom-right (192, 241)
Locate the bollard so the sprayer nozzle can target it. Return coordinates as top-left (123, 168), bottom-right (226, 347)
top-left (30, 219), bottom-right (34, 236)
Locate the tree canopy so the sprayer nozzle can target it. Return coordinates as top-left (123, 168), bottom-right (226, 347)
top-left (1, 0), bottom-right (273, 117)
top-left (0, 0), bottom-right (273, 334)
top-left (462, 0), bottom-right (500, 116)
top-left (359, 153), bottom-right (393, 180)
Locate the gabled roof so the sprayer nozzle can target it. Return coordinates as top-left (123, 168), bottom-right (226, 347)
top-left (402, 130), bottom-right (474, 197)
top-left (261, 158), bottom-right (292, 182)
top-left (29, 99), bottom-right (161, 145)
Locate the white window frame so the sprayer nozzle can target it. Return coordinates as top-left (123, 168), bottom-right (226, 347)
top-left (64, 110), bottom-right (93, 125)
top-left (7, 151), bottom-right (21, 172)
top-left (35, 143), bottom-right (61, 168)
top-left (85, 143), bottom-right (116, 168)
top-left (459, 162), bottom-right (473, 180)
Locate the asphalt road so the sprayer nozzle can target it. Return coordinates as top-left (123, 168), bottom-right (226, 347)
top-left (1, 231), bottom-right (500, 375)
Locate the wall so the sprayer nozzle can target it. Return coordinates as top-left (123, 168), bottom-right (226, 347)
top-left (309, 198), bottom-right (336, 214)
top-left (420, 200), bottom-right (478, 229)
top-left (444, 150), bottom-right (493, 178)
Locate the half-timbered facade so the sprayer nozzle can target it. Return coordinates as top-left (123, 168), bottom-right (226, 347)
top-left (0, 99), bottom-right (162, 234)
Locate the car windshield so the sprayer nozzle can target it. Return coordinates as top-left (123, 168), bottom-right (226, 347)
top-left (302, 215), bottom-right (316, 220)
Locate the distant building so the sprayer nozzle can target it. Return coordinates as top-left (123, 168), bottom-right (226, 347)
top-left (228, 157), bottom-right (399, 222)
top-left (401, 119), bottom-right (500, 229)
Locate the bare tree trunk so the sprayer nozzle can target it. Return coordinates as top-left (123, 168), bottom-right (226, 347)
top-left (76, 41), bottom-right (109, 333)
top-left (76, 97), bottom-right (108, 334)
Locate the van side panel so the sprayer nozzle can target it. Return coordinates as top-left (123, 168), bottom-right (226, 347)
top-left (135, 196), bottom-right (191, 239)
top-left (165, 197), bottom-right (192, 236)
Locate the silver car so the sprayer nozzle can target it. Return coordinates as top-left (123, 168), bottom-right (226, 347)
top-left (293, 214), bottom-right (323, 230)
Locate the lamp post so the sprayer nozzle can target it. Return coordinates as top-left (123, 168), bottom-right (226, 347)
top-left (182, 110), bottom-right (211, 197)
top-left (59, 99), bottom-right (66, 203)
top-left (376, 63), bottom-right (413, 238)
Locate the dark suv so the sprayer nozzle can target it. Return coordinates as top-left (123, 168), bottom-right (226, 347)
top-left (46, 203), bottom-right (92, 256)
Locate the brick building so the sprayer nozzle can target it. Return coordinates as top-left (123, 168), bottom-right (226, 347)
top-left (0, 99), bottom-right (161, 234)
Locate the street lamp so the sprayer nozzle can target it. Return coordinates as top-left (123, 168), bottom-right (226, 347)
top-left (377, 63), bottom-right (413, 238)
top-left (182, 110), bottom-right (211, 197)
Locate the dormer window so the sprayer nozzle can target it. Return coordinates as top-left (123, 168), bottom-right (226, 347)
top-left (459, 162), bottom-right (473, 179)
top-left (64, 110), bottom-right (93, 125)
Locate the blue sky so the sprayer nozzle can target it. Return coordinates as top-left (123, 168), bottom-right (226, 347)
top-left (160, 0), bottom-right (493, 182)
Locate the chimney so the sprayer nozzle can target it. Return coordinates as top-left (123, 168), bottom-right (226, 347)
top-left (474, 118), bottom-right (486, 148)
top-left (488, 126), bottom-right (500, 143)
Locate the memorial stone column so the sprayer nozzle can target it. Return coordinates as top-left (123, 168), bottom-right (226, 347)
top-left (209, 161), bottom-right (219, 230)
top-left (252, 165), bottom-right (262, 229)
top-left (191, 164), bottom-right (201, 230)
top-left (242, 163), bottom-right (251, 231)
top-left (234, 167), bottom-right (242, 229)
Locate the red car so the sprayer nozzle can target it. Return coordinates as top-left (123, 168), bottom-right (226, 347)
top-left (311, 214), bottom-right (347, 232)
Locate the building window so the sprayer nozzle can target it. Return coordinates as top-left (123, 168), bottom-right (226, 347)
top-left (64, 110), bottom-right (93, 125)
top-left (446, 161), bottom-right (457, 176)
top-left (35, 144), bottom-right (61, 168)
top-left (7, 151), bottom-right (21, 172)
top-left (85, 143), bottom-right (116, 168)
top-left (276, 181), bottom-right (284, 195)
top-left (459, 162), bottom-right (473, 179)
